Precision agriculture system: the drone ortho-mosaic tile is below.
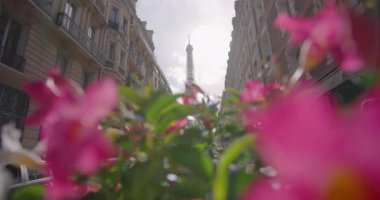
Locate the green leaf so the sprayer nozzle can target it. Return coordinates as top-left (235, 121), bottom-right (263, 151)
top-left (11, 184), bottom-right (44, 200)
top-left (83, 192), bottom-right (108, 200)
top-left (172, 175), bottom-right (210, 198)
top-left (143, 86), bottom-right (153, 99)
top-left (156, 105), bottom-right (195, 135)
top-left (118, 86), bottom-right (143, 107)
top-left (225, 87), bottom-right (240, 96)
top-left (164, 127), bottom-right (204, 145)
top-left (228, 169), bottom-right (257, 200)
top-left (213, 134), bottom-right (255, 200)
top-left (357, 73), bottom-right (380, 88)
top-left (125, 156), bottom-right (166, 200)
top-left (167, 145), bottom-right (213, 178)
top-left (144, 93), bottom-right (179, 123)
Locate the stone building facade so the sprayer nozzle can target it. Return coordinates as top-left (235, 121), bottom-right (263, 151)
top-left (0, 0), bottom-right (171, 148)
top-left (224, 0), bottom-right (368, 99)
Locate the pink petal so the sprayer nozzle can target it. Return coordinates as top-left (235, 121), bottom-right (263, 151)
top-left (275, 13), bottom-right (313, 45)
top-left (240, 178), bottom-right (296, 200)
top-left (81, 78), bottom-right (118, 125)
top-left (164, 118), bottom-right (188, 136)
top-left (75, 132), bottom-right (113, 175)
top-left (339, 52), bottom-right (365, 72)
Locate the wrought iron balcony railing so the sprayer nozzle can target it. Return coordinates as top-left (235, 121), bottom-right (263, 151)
top-left (105, 60), bottom-right (114, 69)
top-left (32, 0), bottom-right (54, 15)
top-left (0, 46), bottom-right (26, 72)
top-left (92, 0), bottom-right (105, 15)
top-left (88, 39), bottom-right (105, 64)
top-left (105, 60), bottom-right (126, 77)
top-left (118, 66), bottom-right (126, 75)
top-left (56, 12), bottom-right (105, 65)
top-left (108, 20), bottom-right (119, 31)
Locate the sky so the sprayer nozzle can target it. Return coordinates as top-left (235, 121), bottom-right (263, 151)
top-left (136, 0), bottom-right (235, 97)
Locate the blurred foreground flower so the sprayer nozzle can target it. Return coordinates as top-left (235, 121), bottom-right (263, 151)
top-left (240, 80), bottom-right (280, 104)
top-left (275, 2), bottom-right (364, 71)
top-left (25, 69), bottom-right (118, 200)
top-left (164, 117), bottom-right (188, 136)
top-left (184, 81), bottom-right (210, 104)
top-left (0, 124), bottom-right (44, 168)
top-left (241, 84), bottom-right (380, 199)
top-left (0, 124), bottom-right (44, 199)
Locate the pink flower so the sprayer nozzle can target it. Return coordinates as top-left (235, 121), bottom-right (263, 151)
top-left (44, 120), bottom-right (113, 200)
top-left (349, 13), bottom-right (380, 69)
top-left (275, 2), bottom-right (364, 71)
top-left (241, 84), bottom-right (380, 199)
top-left (184, 82), bottom-right (210, 104)
top-left (25, 70), bottom-right (118, 200)
top-left (240, 81), bottom-right (280, 103)
top-left (164, 118), bottom-right (188, 136)
top-left (24, 69), bottom-right (78, 125)
top-left (180, 95), bottom-right (196, 105)
top-left (25, 69), bottom-right (118, 135)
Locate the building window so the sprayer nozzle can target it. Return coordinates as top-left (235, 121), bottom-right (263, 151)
top-left (0, 12), bottom-right (25, 71)
top-left (1, 18), bottom-right (21, 54)
top-left (88, 26), bottom-right (94, 41)
top-left (0, 13), bottom-right (9, 45)
top-left (110, 7), bottom-right (118, 23)
top-left (82, 71), bottom-right (91, 88)
top-left (56, 53), bottom-right (70, 75)
top-left (64, 1), bottom-right (76, 30)
top-left (120, 51), bottom-right (125, 67)
top-left (0, 83), bottom-right (29, 140)
top-left (123, 17), bottom-right (128, 36)
top-left (108, 42), bottom-right (115, 61)
top-left (65, 1), bottom-right (76, 20)
top-left (108, 7), bottom-right (119, 31)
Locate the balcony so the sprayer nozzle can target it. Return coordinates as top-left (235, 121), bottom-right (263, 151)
top-left (105, 60), bottom-right (114, 69)
top-left (88, 40), bottom-right (105, 64)
top-left (118, 66), bottom-right (126, 75)
top-left (32, 0), bottom-right (54, 15)
top-left (108, 20), bottom-right (119, 31)
top-left (0, 46), bottom-right (26, 72)
top-left (56, 12), bottom-right (105, 65)
top-left (92, 0), bottom-right (105, 15)
top-left (105, 60), bottom-right (126, 79)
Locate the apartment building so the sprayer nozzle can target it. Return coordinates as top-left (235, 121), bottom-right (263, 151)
top-left (0, 0), bottom-right (170, 148)
top-left (224, 0), bottom-right (369, 101)
top-left (102, 0), bottom-right (171, 92)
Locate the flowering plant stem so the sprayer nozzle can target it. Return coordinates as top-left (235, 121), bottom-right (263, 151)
top-left (213, 134), bottom-right (255, 200)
